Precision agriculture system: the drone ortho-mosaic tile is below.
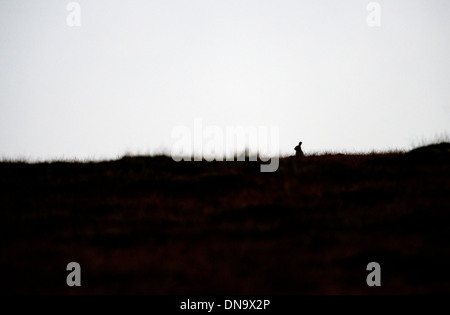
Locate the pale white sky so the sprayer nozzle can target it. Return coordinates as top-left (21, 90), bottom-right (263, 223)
top-left (1, 0), bottom-right (449, 160)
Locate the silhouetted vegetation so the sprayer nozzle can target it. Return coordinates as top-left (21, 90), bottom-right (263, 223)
top-left (1, 144), bottom-right (449, 294)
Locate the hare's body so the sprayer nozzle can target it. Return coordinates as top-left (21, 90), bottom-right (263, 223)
top-left (294, 141), bottom-right (304, 158)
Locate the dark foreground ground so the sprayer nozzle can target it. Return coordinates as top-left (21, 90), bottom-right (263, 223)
top-left (1, 143), bottom-right (450, 294)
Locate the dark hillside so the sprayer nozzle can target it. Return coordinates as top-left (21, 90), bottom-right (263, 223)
top-left (1, 146), bottom-right (449, 294)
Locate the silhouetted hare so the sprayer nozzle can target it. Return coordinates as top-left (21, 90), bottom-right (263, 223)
top-left (294, 141), bottom-right (304, 158)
